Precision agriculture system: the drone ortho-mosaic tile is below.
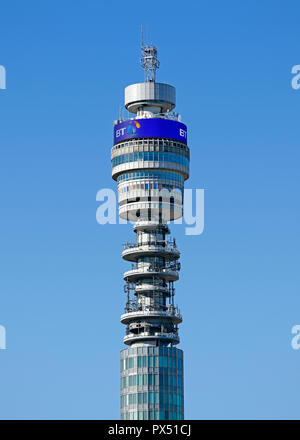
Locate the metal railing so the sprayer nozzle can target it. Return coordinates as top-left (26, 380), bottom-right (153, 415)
top-left (116, 111), bottom-right (181, 124)
top-left (129, 261), bottom-right (181, 272)
top-left (124, 331), bottom-right (179, 340)
top-left (122, 307), bottom-right (182, 320)
top-left (123, 239), bottom-right (178, 252)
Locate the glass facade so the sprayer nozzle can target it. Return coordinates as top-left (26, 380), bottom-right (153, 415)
top-left (120, 346), bottom-right (184, 420)
top-left (118, 182), bottom-right (183, 195)
top-left (112, 151), bottom-right (189, 168)
top-left (117, 170), bottom-right (184, 185)
top-left (112, 138), bottom-right (189, 155)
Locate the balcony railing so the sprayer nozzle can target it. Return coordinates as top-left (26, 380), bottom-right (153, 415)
top-left (122, 308), bottom-right (182, 321)
top-left (116, 112), bottom-right (181, 124)
top-left (124, 239), bottom-right (178, 252)
top-left (129, 261), bottom-right (181, 272)
top-left (123, 331), bottom-right (179, 341)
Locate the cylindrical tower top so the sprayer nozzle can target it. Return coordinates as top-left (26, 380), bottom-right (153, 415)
top-left (125, 82), bottom-right (176, 114)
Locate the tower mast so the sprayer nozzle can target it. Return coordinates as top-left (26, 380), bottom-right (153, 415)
top-left (140, 29), bottom-right (160, 82)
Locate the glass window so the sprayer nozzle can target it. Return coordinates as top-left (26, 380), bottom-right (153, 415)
top-left (159, 411), bottom-right (165, 420)
top-left (159, 356), bottom-right (164, 367)
top-left (173, 375), bottom-right (177, 387)
top-left (117, 171), bottom-right (184, 186)
top-left (148, 356), bottom-right (153, 367)
top-left (137, 356), bottom-right (142, 367)
top-left (164, 373), bottom-right (168, 386)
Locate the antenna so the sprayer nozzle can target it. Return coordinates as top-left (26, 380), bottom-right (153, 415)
top-left (140, 25), bottom-right (160, 82)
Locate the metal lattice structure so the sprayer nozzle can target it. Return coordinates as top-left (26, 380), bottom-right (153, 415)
top-left (140, 44), bottom-right (160, 82)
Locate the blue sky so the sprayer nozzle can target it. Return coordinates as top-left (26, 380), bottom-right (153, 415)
top-left (0, 0), bottom-right (300, 419)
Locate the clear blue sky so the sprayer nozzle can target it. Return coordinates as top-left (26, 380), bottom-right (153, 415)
top-left (0, 0), bottom-right (300, 420)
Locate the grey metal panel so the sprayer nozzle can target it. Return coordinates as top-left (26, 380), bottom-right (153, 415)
top-left (125, 82), bottom-right (176, 113)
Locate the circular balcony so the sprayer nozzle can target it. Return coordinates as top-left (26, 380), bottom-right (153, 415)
top-left (112, 161), bottom-right (189, 181)
top-left (122, 243), bottom-right (180, 262)
top-left (120, 310), bottom-right (182, 325)
top-left (123, 331), bottom-right (180, 346)
top-left (134, 221), bottom-right (170, 233)
top-left (123, 264), bottom-right (179, 282)
top-left (117, 188), bottom-right (183, 205)
top-left (119, 201), bottom-right (183, 222)
top-left (134, 283), bottom-right (169, 294)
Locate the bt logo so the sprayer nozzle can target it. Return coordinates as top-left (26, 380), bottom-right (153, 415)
top-left (116, 120), bottom-right (141, 138)
top-left (115, 127), bottom-right (126, 138)
top-left (126, 120), bottom-right (141, 136)
top-left (180, 128), bottom-right (187, 139)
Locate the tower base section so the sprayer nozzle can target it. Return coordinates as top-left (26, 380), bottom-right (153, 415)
top-left (120, 346), bottom-right (184, 420)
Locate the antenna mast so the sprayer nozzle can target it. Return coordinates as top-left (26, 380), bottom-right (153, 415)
top-left (140, 25), bottom-right (160, 82)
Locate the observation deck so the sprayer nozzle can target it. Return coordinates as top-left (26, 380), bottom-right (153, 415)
top-left (124, 262), bottom-right (180, 283)
top-left (122, 240), bottom-right (180, 262)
